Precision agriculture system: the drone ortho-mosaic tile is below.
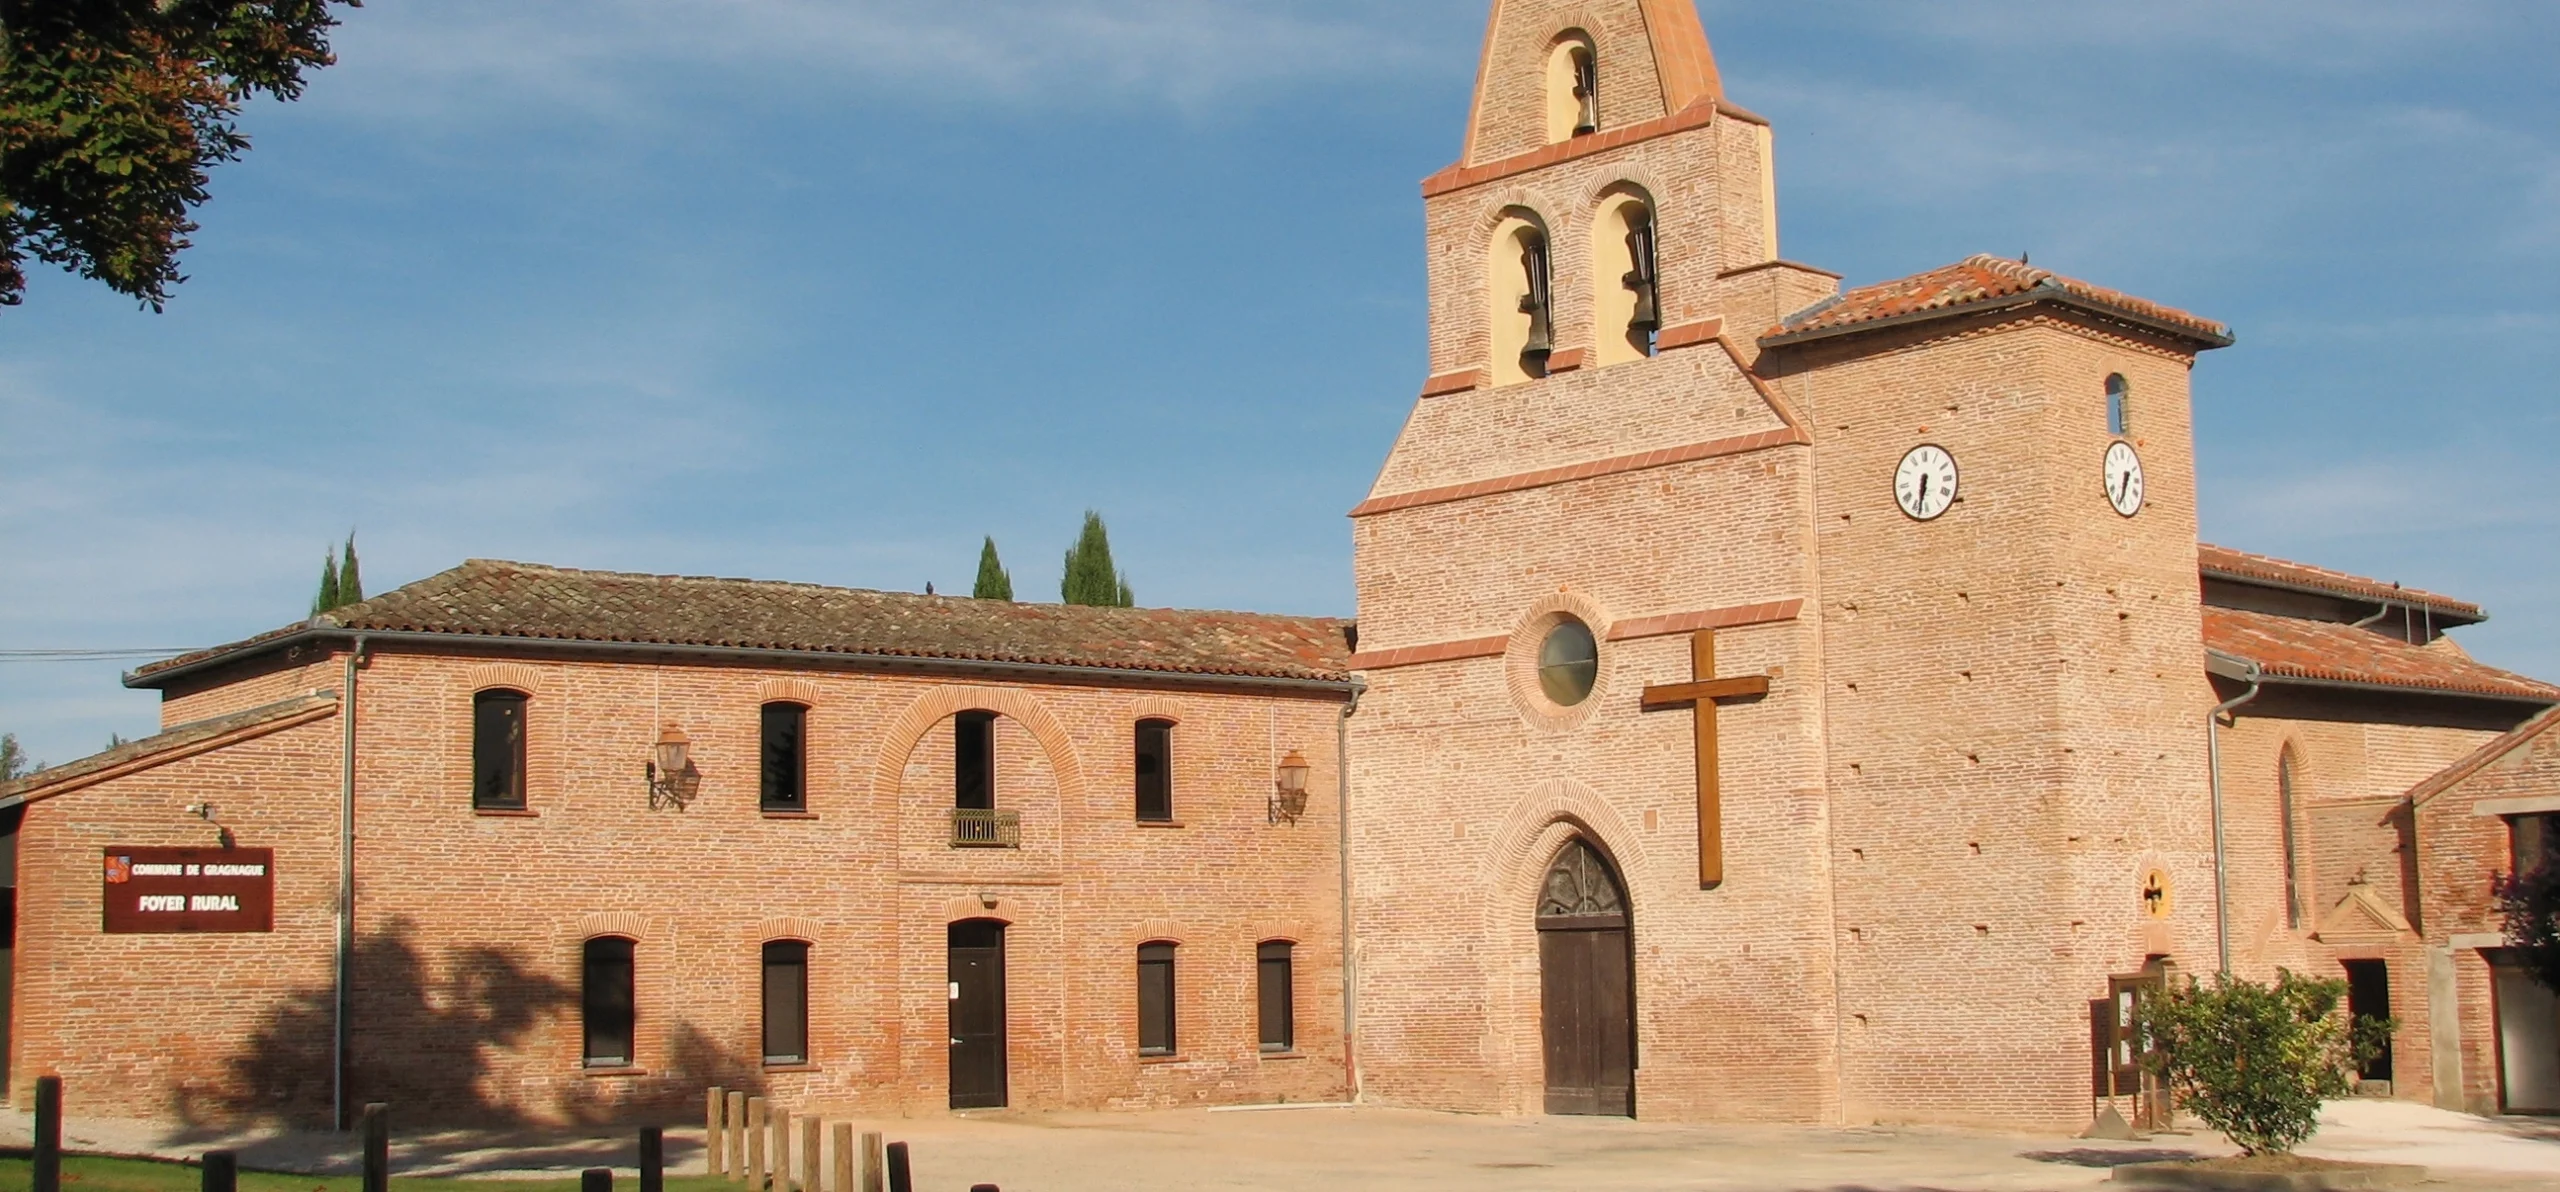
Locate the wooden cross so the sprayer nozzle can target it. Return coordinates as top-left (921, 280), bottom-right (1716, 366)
top-left (1639, 629), bottom-right (1771, 889)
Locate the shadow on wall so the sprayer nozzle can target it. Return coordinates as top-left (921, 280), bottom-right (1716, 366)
top-left (171, 920), bottom-right (761, 1133)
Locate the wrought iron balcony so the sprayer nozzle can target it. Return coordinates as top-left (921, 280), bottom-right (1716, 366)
top-left (950, 808), bottom-right (1021, 849)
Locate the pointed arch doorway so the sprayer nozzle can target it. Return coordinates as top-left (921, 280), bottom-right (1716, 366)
top-left (1538, 838), bottom-right (1634, 1116)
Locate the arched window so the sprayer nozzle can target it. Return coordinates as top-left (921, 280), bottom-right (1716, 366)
top-left (472, 689), bottom-right (528, 810)
top-left (1593, 189), bottom-right (1660, 366)
top-left (1135, 718), bottom-right (1175, 822)
top-left (1137, 942), bottom-right (1177, 1056)
top-left (2278, 747), bottom-right (2303, 929)
top-left (2107, 374), bottom-right (2131, 438)
top-left (762, 940), bottom-right (809, 1065)
top-left (582, 936), bottom-right (636, 1067)
top-left (760, 701), bottom-right (808, 812)
top-left (1489, 213), bottom-right (1554, 387)
top-left (1545, 35), bottom-right (1599, 143)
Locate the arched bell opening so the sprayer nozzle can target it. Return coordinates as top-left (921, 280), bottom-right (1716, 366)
top-left (1488, 210), bottom-right (1555, 387)
top-left (1535, 836), bottom-right (1635, 1116)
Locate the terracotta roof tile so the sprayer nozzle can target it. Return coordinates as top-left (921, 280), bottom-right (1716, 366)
top-left (1762, 254), bottom-right (2232, 348)
top-left (2203, 606), bottom-right (2558, 704)
top-left (2406, 705), bottom-right (2560, 807)
top-left (2199, 543), bottom-right (2482, 623)
top-left (131, 561), bottom-right (1354, 687)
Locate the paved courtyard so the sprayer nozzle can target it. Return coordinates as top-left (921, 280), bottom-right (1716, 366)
top-left (5, 1099), bottom-right (2557, 1191)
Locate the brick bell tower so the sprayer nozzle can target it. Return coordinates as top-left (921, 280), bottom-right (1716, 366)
top-left (1349, 0), bottom-right (1851, 1123)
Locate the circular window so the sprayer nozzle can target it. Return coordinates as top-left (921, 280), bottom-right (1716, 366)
top-left (1537, 619), bottom-right (1600, 707)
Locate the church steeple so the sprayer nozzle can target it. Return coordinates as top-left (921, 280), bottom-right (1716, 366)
top-left (1460, 0), bottom-right (1728, 166)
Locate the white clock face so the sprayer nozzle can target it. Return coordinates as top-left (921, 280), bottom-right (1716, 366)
top-left (1895, 444), bottom-right (1959, 521)
top-left (2105, 441), bottom-right (2145, 517)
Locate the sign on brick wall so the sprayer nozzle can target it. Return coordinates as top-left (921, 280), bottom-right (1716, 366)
top-left (101, 847), bottom-right (274, 934)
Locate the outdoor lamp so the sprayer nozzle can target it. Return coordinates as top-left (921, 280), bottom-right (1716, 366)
top-left (1269, 749), bottom-right (1312, 825)
top-left (647, 724), bottom-right (702, 811)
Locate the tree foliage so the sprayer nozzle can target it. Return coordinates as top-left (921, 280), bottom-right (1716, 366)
top-left (2496, 860), bottom-right (2560, 995)
top-left (311, 543), bottom-right (339, 615)
top-left (1060, 510), bottom-right (1133, 608)
top-left (337, 530), bottom-right (361, 603)
top-left (972, 536), bottom-right (1013, 602)
top-left (0, 731), bottom-right (39, 780)
top-left (2138, 970), bottom-right (2387, 1156)
top-left (0, 0), bottom-right (360, 310)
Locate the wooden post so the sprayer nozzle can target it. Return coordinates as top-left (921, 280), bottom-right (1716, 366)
top-left (581, 1168), bottom-right (612, 1192)
top-left (360, 1103), bottom-right (390, 1192)
top-left (726, 1091), bottom-right (748, 1184)
top-left (639, 1126), bottom-right (664, 1192)
top-left (745, 1098), bottom-right (768, 1192)
top-left (832, 1123), bottom-right (856, 1192)
top-left (883, 1142), bottom-right (911, 1192)
top-left (32, 1075), bottom-right (62, 1192)
top-left (201, 1152), bottom-right (238, 1192)
top-left (770, 1109), bottom-right (792, 1192)
top-left (799, 1115), bottom-right (821, 1192)
top-left (859, 1132), bottom-right (885, 1192)
top-left (705, 1087), bottom-right (727, 1177)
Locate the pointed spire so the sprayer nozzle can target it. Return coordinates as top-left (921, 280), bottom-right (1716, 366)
top-left (1638, 0), bottom-right (1724, 112)
top-left (1461, 0), bottom-right (1727, 165)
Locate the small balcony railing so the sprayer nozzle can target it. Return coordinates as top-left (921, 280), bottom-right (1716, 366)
top-left (951, 808), bottom-right (1022, 849)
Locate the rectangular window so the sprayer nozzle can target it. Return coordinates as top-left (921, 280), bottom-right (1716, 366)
top-left (1258, 942), bottom-right (1294, 1053)
top-left (2516, 813), bottom-right (2559, 874)
top-left (761, 703), bottom-right (807, 812)
top-left (762, 940), bottom-right (809, 1065)
top-left (1135, 719), bottom-right (1174, 822)
top-left (1137, 943), bottom-right (1176, 1056)
top-left (955, 711), bottom-right (996, 811)
top-left (473, 690), bottom-right (528, 810)
top-left (582, 937), bottom-right (635, 1067)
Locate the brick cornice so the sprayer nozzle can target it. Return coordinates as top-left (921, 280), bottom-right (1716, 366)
top-left (1354, 601), bottom-right (1802, 672)
top-left (1421, 369), bottom-right (1486, 398)
top-left (1426, 101), bottom-right (1727, 199)
top-left (1654, 318), bottom-right (1723, 353)
top-left (1349, 424), bottom-right (1808, 519)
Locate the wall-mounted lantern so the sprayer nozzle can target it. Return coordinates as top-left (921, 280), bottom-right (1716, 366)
top-left (1269, 749), bottom-right (1311, 825)
top-left (647, 724), bottom-right (701, 812)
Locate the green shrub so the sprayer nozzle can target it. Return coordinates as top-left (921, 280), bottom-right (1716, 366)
top-left (2136, 969), bottom-right (2389, 1156)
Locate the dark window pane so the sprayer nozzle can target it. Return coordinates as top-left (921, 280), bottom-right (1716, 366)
top-left (763, 940), bottom-right (809, 1064)
top-left (473, 691), bottom-right (527, 810)
top-left (2518, 813), bottom-right (2559, 875)
top-left (1135, 719), bottom-right (1174, 822)
top-left (2107, 374), bottom-right (2130, 437)
top-left (583, 937), bottom-right (635, 1067)
top-left (1137, 943), bottom-right (1175, 1056)
top-left (955, 712), bottom-right (996, 811)
top-left (1258, 942), bottom-right (1294, 1053)
top-left (1537, 620), bottom-right (1598, 707)
top-left (761, 703), bottom-right (806, 811)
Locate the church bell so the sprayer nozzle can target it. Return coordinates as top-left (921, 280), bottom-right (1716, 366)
top-left (1521, 235), bottom-right (1556, 357)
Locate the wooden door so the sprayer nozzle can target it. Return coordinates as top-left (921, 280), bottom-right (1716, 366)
top-left (947, 921), bottom-right (1008, 1109)
top-left (1538, 840), bottom-right (1634, 1116)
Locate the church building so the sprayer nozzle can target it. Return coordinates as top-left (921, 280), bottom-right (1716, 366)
top-left (5, 0), bottom-right (2559, 1133)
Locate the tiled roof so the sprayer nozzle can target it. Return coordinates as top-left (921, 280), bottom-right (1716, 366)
top-left (0, 694), bottom-right (339, 804)
top-left (1762, 254), bottom-right (2233, 348)
top-left (2406, 705), bottom-right (2560, 808)
top-left (130, 561), bottom-right (1355, 687)
top-left (2203, 606), bottom-right (2560, 704)
top-left (2199, 544), bottom-right (2483, 624)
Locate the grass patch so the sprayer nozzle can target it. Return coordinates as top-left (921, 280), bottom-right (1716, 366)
top-left (0, 1155), bottom-right (738, 1192)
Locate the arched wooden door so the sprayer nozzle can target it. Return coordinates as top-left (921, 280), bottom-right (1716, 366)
top-left (1538, 838), bottom-right (1634, 1116)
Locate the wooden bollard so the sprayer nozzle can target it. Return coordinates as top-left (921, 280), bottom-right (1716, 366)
top-left (745, 1098), bottom-right (768, 1192)
top-left (771, 1109), bottom-right (792, 1192)
top-left (799, 1115), bottom-right (821, 1192)
top-left (201, 1151), bottom-right (238, 1192)
top-left (726, 1091), bottom-right (748, 1184)
top-left (832, 1123), bottom-right (856, 1192)
top-left (860, 1131), bottom-right (885, 1192)
top-left (706, 1087), bottom-right (727, 1176)
top-left (884, 1142), bottom-right (911, 1192)
top-left (639, 1126), bottom-right (664, 1192)
top-left (33, 1075), bottom-right (62, 1192)
top-left (581, 1168), bottom-right (612, 1192)
top-left (361, 1103), bottom-right (390, 1192)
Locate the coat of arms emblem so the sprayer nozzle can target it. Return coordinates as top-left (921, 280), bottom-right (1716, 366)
top-left (104, 855), bottom-right (133, 884)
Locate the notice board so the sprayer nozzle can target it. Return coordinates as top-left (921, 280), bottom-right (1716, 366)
top-left (102, 847), bottom-right (275, 934)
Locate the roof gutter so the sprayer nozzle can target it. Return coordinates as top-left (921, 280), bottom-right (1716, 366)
top-left (1759, 289), bottom-right (2236, 352)
top-left (2240, 670), bottom-right (2558, 708)
top-left (128, 627), bottom-right (1362, 701)
top-left (2204, 571), bottom-right (2482, 628)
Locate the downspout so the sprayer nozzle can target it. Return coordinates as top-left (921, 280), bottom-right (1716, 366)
top-left (1337, 676), bottom-right (1367, 1103)
top-left (335, 635), bottom-right (368, 1131)
top-left (2351, 602), bottom-right (2392, 630)
top-left (2205, 651), bottom-right (2262, 977)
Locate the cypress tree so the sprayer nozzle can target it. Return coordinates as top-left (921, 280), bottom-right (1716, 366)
top-left (312, 547), bottom-right (341, 616)
top-left (339, 532), bottom-right (364, 605)
top-left (1060, 510), bottom-right (1135, 608)
top-left (972, 537), bottom-right (1015, 601)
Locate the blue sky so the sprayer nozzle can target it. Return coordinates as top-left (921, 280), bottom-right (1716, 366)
top-left (4, 0), bottom-right (2556, 766)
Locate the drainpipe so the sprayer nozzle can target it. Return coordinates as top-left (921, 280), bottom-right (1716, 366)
top-left (1337, 676), bottom-right (1367, 1103)
top-left (335, 635), bottom-right (368, 1131)
top-left (2351, 602), bottom-right (2392, 630)
top-left (2205, 650), bottom-right (2262, 977)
